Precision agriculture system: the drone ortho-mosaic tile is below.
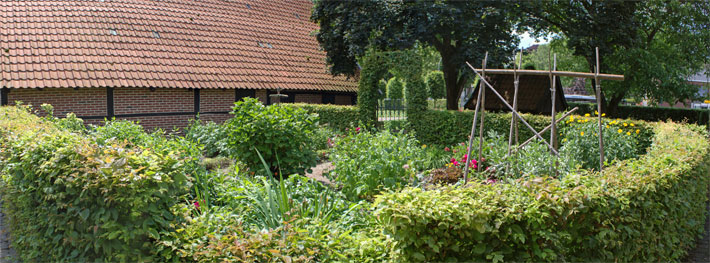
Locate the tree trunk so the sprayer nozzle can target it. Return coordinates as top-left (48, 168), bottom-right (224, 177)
top-left (442, 54), bottom-right (461, 110)
top-left (606, 93), bottom-right (626, 116)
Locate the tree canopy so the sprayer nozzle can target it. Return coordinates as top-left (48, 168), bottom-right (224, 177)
top-left (312, 0), bottom-right (521, 110)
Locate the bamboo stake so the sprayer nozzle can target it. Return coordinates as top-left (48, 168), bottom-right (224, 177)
top-left (507, 50), bottom-right (522, 156)
top-left (550, 54), bottom-right (559, 177)
top-left (595, 47), bottom-right (605, 173)
top-left (477, 54), bottom-right (488, 173)
top-left (516, 107), bottom-right (579, 149)
top-left (462, 54), bottom-right (487, 183)
top-left (468, 69), bottom-right (624, 81)
top-left (465, 62), bottom-right (559, 155)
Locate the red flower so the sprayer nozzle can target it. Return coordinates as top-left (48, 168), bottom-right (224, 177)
top-left (194, 201), bottom-right (200, 209)
top-left (355, 127), bottom-right (361, 132)
top-left (444, 147), bottom-right (450, 152)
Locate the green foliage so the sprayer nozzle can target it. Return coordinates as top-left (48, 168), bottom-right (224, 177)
top-left (375, 122), bottom-right (709, 261)
top-left (569, 102), bottom-right (710, 126)
top-left (282, 103), bottom-right (359, 132)
top-left (312, 1), bottom-right (520, 109)
top-left (519, 38), bottom-right (590, 89)
top-left (329, 130), bottom-right (424, 201)
top-left (560, 116), bottom-right (643, 170)
top-left (386, 77), bottom-right (404, 100)
top-left (185, 119), bottom-right (228, 157)
top-left (405, 77), bottom-right (428, 116)
top-left (91, 119), bottom-right (154, 147)
top-left (425, 71), bottom-right (445, 99)
top-left (224, 98), bottom-right (318, 175)
top-left (357, 49), bottom-right (388, 127)
top-left (0, 106), bottom-right (193, 262)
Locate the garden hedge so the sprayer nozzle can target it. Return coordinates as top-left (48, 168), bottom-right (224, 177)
top-left (375, 121), bottom-right (710, 261)
top-left (283, 103), bottom-right (359, 131)
top-left (570, 102), bottom-right (710, 126)
top-left (0, 106), bottom-right (193, 262)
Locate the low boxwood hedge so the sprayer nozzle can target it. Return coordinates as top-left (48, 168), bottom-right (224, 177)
top-left (374, 121), bottom-right (709, 261)
top-left (0, 106), bottom-right (194, 262)
top-left (283, 103), bottom-right (359, 131)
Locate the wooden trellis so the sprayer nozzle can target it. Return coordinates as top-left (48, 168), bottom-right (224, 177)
top-left (462, 48), bottom-right (624, 182)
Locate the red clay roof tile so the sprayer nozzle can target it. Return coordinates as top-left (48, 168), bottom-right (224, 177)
top-left (1, 0), bottom-right (356, 92)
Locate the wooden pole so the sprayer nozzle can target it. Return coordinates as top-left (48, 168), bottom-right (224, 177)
top-left (508, 50), bottom-right (522, 156)
top-left (550, 54), bottom-right (559, 177)
top-left (468, 69), bottom-right (624, 81)
top-left (595, 47), bottom-right (605, 173)
top-left (477, 53), bottom-right (488, 173)
top-left (517, 107), bottom-right (578, 149)
top-left (465, 62), bottom-right (559, 155)
top-left (462, 53), bottom-right (487, 183)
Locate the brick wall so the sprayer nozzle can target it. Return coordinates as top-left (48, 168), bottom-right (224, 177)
top-left (334, 95), bottom-right (353, 105)
top-left (201, 89), bottom-right (234, 113)
top-left (7, 88), bottom-right (106, 117)
top-left (199, 113), bottom-right (231, 123)
top-left (295, 93), bottom-right (323, 103)
top-left (256, 89), bottom-right (267, 104)
top-left (114, 88), bottom-right (193, 115)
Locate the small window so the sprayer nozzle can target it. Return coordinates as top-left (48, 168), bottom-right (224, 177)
top-left (152, 31), bottom-right (160, 38)
top-left (109, 29), bottom-right (117, 35)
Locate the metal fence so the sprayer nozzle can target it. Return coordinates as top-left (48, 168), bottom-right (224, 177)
top-left (377, 98), bottom-right (407, 121)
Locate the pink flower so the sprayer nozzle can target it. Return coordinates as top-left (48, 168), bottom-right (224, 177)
top-left (444, 147), bottom-right (450, 152)
top-left (450, 158), bottom-right (457, 163)
top-left (402, 164), bottom-right (410, 170)
top-left (452, 160), bottom-right (460, 166)
top-left (486, 179), bottom-right (497, 184)
top-left (355, 127), bottom-right (361, 132)
top-left (194, 201), bottom-right (200, 209)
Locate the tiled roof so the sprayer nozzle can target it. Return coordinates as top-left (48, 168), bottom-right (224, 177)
top-left (0, 0), bottom-right (357, 92)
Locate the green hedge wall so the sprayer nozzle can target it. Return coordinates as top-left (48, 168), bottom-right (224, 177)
top-left (375, 121), bottom-right (710, 261)
top-left (283, 103), bottom-right (360, 131)
top-left (0, 106), bottom-right (193, 262)
top-left (569, 102), bottom-right (710, 126)
top-left (408, 109), bottom-right (653, 147)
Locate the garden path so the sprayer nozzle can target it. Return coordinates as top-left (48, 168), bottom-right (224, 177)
top-left (0, 202), bottom-right (17, 263)
top-left (306, 162), bottom-right (335, 186)
top-left (685, 194), bottom-right (710, 262)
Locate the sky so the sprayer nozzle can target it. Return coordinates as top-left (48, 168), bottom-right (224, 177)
top-left (518, 32), bottom-right (550, 49)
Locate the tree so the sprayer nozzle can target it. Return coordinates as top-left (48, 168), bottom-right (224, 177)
top-left (312, 0), bottom-right (521, 110)
top-left (425, 71), bottom-right (445, 99)
top-left (524, 0), bottom-right (710, 113)
top-left (386, 77), bottom-right (404, 99)
top-left (521, 37), bottom-right (590, 89)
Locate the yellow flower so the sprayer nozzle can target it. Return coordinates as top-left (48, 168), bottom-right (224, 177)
top-left (569, 116), bottom-right (574, 121)
top-left (606, 125), bottom-right (610, 129)
top-left (562, 138), bottom-right (567, 142)
top-left (577, 120), bottom-right (582, 123)
top-left (618, 129), bottom-right (622, 133)
top-left (584, 113), bottom-right (590, 117)
top-left (422, 144), bottom-right (427, 148)
top-left (602, 113), bottom-right (606, 117)
top-left (595, 110), bottom-right (599, 115)
top-left (580, 131), bottom-right (584, 136)
top-left (630, 123), bottom-right (635, 127)
top-left (623, 123), bottom-right (628, 127)
top-left (626, 132), bottom-right (631, 135)
top-left (636, 129), bottom-right (640, 134)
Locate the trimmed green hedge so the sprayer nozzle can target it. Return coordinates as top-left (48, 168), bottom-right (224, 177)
top-left (374, 121), bottom-right (710, 261)
top-left (570, 102), bottom-right (710, 126)
top-left (408, 109), bottom-right (653, 147)
top-left (283, 103), bottom-right (359, 131)
top-left (0, 106), bottom-right (193, 262)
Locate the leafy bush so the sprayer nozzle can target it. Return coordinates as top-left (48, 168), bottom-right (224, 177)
top-left (329, 130), bottom-right (424, 201)
top-left (282, 103), bottom-right (359, 132)
top-left (425, 70), bottom-right (445, 99)
top-left (224, 98), bottom-right (318, 176)
top-left (185, 119), bottom-right (228, 157)
top-left (569, 102), bottom-right (710, 126)
top-left (386, 77), bottom-right (404, 99)
top-left (374, 122), bottom-right (709, 262)
top-left (560, 115), bottom-right (642, 170)
top-left (0, 106), bottom-right (193, 262)
top-left (91, 119), bottom-right (154, 147)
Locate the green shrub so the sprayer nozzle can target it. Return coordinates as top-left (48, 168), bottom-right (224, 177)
top-left (0, 106), bottom-right (193, 262)
top-left (282, 103), bottom-right (359, 131)
top-left (185, 119), bottom-right (228, 157)
top-left (560, 115), bottom-right (642, 170)
top-left (224, 98), bottom-right (318, 176)
top-left (569, 102), bottom-right (710, 126)
top-left (374, 122), bottom-right (710, 262)
top-left (329, 130), bottom-right (424, 201)
top-left (386, 77), bottom-right (404, 99)
top-left (91, 119), bottom-right (154, 147)
top-left (425, 71), bottom-right (445, 99)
